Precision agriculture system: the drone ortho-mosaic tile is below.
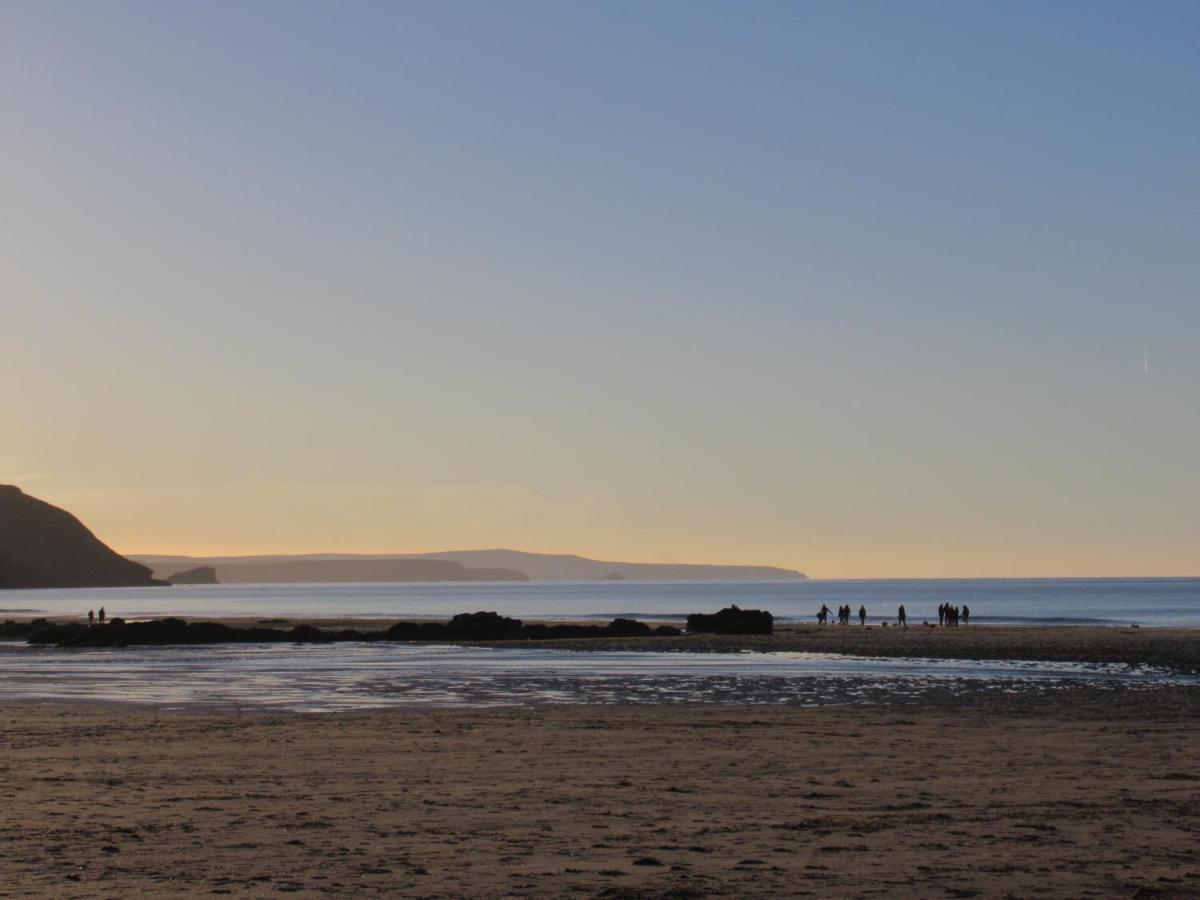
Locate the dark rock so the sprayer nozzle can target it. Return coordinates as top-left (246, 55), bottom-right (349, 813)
top-left (27, 610), bottom-right (687, 648)
top-left (686, 605), bottom-right (773, 635)
top-left (27, 621), bottom-right (89, 644)
top-left (0, 485), bottom-right (166, 588)
top-left (603, 618), bottom-right (653, 637)
top-left (445, 610), bottom-right (526, 640)
top-left (166, 565), bottom-right (218, 585)
top-left (288, 624), bottom-right (334, 643)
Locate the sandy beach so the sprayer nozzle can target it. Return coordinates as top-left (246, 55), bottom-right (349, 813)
top-left (1, 687), bottom-right (1198, 898)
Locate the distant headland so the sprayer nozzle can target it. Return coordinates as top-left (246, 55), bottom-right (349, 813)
top-left (132, 550), bottom-right (808, 584)
top-left (0, 485), bottom-right (165, 589)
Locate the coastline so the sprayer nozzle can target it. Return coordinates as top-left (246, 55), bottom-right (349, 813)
top-left (3, 689), bottom-right (1198, 898)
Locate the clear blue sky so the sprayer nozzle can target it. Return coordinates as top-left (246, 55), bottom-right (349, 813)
top-left (3, 1), bottom-right (1197, 575)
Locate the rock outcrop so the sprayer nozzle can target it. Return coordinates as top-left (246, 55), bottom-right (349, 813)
top-left (27, 612), bottom-right (685, 647)
top-left (686, 605), bottom-right (774, 635)
top-left (0, 486), bottom-right (166, 589)
top-left (166, 566), bottom-right (218, 585)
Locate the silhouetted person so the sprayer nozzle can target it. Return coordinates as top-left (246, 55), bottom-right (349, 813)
top-left (897, 604), bottom-right (907, 629)
top-left (962, 604), bottom-right (970, 626)
top-left (88, 609), bottom-right (94, 627)
top-left (938, 603), bottom-right (945, 627)
top-left (859, 605), bottom-right (866, 626)
top-left (98, 607), bottom-right (106, 625)
top-left (817, 604), bottom-right (831, 625)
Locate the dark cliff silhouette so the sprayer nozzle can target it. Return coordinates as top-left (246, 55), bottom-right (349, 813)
top-left (0, 485), bottom-right (165, 589)
top-left (166, 565), bottom-right (218, 585)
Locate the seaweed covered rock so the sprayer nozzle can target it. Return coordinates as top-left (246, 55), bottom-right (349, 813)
top-left (686, 605), bottom-right (773, 635)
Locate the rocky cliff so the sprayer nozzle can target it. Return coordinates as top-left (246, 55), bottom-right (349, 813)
top-left (166, 565), bottom-right (218, 585)
top-left (0, 485), bottom-right (165, 589)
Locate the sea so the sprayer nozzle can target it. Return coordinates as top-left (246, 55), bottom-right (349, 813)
top-left (2, 577), bottom-right (1199, 627)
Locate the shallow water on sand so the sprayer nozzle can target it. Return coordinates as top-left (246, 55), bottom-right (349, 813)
top-left (0, 643), bottom-right (1193, 712)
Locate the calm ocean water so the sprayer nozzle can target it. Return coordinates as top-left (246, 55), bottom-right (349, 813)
top-left (2, 578), bottom-right (1198, 627)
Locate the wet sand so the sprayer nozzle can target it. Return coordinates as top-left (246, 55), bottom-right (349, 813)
top-left (215, 619), bottom-right (1200, 672)
top-left (501, 623), bottom-right (1200, 673)
top-left (3, 688), bottom-right (1199, 898)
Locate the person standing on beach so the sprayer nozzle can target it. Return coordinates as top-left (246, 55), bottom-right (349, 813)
top-left (88, 610), bottom-right (94, 627)
top-left (859, 605), bottom-right (867, 626)
top-left (818, 605), bottom-right (831, 625)
top-left (898, 604), bottom-right (907, 629)
top-left (938, 603), bottom-right (945, 627)
top-left (98, 607), bottom-right (106, 625)
top-left (962, 605), bottom-right (970, 626)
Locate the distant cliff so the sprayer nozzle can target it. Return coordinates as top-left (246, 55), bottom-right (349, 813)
top-left (414, 550), bottom-right (808, 582)
top-left (167, 565), bottom-right (218, 585)
top-left (148, 558), bottom-right (528, 584)
top-left (0, 486), bottom-right (165, 589)
top-left (133, 549), bottom-right (805, 583)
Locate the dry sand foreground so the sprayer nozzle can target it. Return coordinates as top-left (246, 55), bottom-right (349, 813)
top-left (2, 689), bottom-right (1199, 898)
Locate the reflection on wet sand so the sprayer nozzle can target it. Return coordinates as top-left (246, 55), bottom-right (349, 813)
top-left (0, 643), bottom-right (1193, 712)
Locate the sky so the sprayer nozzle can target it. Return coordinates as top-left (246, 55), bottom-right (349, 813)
top-left (2, 1), bottom-right (1198, 577)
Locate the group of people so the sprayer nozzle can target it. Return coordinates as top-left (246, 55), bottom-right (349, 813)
top-left (938, 603), bottom-right (969, 626)
top-left (86, 607), bottom-right (107, 627)
top-left (817, 603), bottom-right (869, 626)
top-left (816, 602), bottom-right (971, 629)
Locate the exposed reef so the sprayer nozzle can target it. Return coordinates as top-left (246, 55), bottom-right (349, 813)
top-left (25, 611), bottom-right (685, 647)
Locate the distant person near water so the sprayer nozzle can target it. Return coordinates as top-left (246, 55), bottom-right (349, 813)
top-left (962, 605), bottom-right (970, 625)
top-left (817, 604), bottom-right (831, 625)
top-left (897, 604), bottom-right (907, 629)
top-left (88, 609), bottom-right (94, 627)
top-left (938, 603), bottom-right (946, 627)
top-left (98, 607), bottom-right (106, 625)
top-left (859, 605), bottom-right (866, 626)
